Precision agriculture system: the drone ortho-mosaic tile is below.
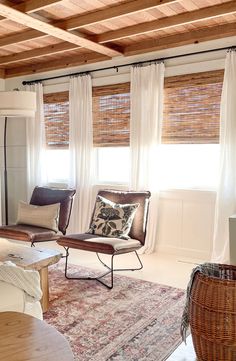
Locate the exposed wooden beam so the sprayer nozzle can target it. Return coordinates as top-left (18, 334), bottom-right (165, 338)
top-left (17, 0), bottom-right (63, 13)
top-left (0, 42), bottom-right (78, 65)
top-left (0, 29), bottom-right (46, 47)
top-left (57, 0), bottom-right (178, 30)
top-left (0, 4), bottom-right (121, 57)
top-left (5, 52), bottom-right (110, 78)
top-left (0, 67), bottom-right (5, 78)
top-left (0, 0), bottom-right (62, 22)
top-left (0, 0), bottom-right (178, 48)
top-left (98, 1), bottom-right (236, 42)
top-left (124, 22), bottom-right (236, 56)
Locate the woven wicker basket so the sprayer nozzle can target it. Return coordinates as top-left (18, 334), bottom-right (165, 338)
top-left (189, 264), bottom-right (236, 361)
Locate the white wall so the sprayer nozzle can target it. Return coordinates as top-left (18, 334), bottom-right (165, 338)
top-left (0, 117), bottom-right (27, 224)
top-left (4, 36), bottom-right (236, 258)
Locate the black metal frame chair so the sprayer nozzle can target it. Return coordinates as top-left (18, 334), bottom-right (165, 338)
top-left (57, 189), bottom-right (151, 289)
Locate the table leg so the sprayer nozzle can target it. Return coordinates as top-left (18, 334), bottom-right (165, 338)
top-left (39, 267), bottom-right (49, 313)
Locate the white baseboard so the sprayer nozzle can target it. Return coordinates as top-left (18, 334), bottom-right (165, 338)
top-left (156, 244), bottom-right (211, 262)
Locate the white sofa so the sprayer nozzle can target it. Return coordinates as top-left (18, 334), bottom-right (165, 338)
top-left (0, 262), bottom-right (43, 320)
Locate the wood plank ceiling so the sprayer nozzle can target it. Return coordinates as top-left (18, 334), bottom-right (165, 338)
top-left (0, 0), bottom-right (235, 78)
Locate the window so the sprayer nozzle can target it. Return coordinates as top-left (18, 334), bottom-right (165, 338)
top-left (92, 83), bottom-right (130, 183)
top-left (162, 70), bottom-right (223, 144)
top-left (44, 92), bottom-right (69, 149)
top-left (160, 70), bottom-right (224, 189)
top-left (43, 70), bottom-right (223, 189)
top-left (43, 92), bottom-right (69, 183)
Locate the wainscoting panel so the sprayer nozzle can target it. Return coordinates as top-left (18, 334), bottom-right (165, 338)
top-left (182, 199), bottom-right (215, 259)
top-left (157, 190), bottom-right (216, 260)
top-left (157, 197), bottom-right (182, 250)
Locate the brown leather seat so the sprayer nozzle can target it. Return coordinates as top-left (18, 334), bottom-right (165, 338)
top-left (57, 189), bottom-right (151, 289)
top-left (0, 186), bottom-right (76, 246)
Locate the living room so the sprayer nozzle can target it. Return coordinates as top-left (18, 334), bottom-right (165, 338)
top-left (0, 1), bottom-right (236, 360)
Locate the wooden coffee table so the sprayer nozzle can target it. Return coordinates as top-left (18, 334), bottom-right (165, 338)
top-left (0, 239), bottom-right (62, 312)
top-left (0, 311), bottom-right (74, 361)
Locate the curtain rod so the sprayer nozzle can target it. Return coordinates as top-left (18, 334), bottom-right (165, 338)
top-left (22, 45), bottom-right (235, 85)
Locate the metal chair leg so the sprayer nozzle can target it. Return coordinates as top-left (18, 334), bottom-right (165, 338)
top-left (63, 249), bottom-right (143, 290)
top-left (96, 250), bottom-right (143, 272)
top-left (64, 247), bottom-right (114, 289)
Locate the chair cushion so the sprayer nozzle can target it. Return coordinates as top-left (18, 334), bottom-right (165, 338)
top-left (0, 225), bottom-right (59, 242)
top-left (30, 186), bottom-right (76, 235)
top-left (58, 233), bottom-right (142, 254)
top-left (86, 237), bottom-right (141, 251)
top-left (17, 201), bottom-right (60, 232)
top-left (87, 195), bottom-right (139, 239)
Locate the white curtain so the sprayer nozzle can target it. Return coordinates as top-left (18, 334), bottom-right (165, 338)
top-left (68, 74), bottom-right (95, 233)
top-left (25, 83), bottom-right (47, 200)
top-left (212, 50), bottom-right (236, 263)
top-left (130, 62), bottom-right (165, 253)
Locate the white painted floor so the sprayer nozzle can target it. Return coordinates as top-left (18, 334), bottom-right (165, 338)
top-left (166, 336), bottom-right (196, 361)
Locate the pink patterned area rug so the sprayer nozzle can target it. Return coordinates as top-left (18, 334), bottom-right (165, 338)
top-left (44, 262), bottom-right (186, 361)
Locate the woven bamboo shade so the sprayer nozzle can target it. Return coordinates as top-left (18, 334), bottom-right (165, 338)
top-left (162, 70), bottom-right (224, 144)
top-left (92, 82), bottom-right (130, 147)
top-left (43, 70), bottom-right (223, 149)
top-left (43, 91), bottom-right (69, 149)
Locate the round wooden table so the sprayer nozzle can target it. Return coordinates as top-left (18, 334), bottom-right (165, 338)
top-left (0, 312), bottom-right (74, 361)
